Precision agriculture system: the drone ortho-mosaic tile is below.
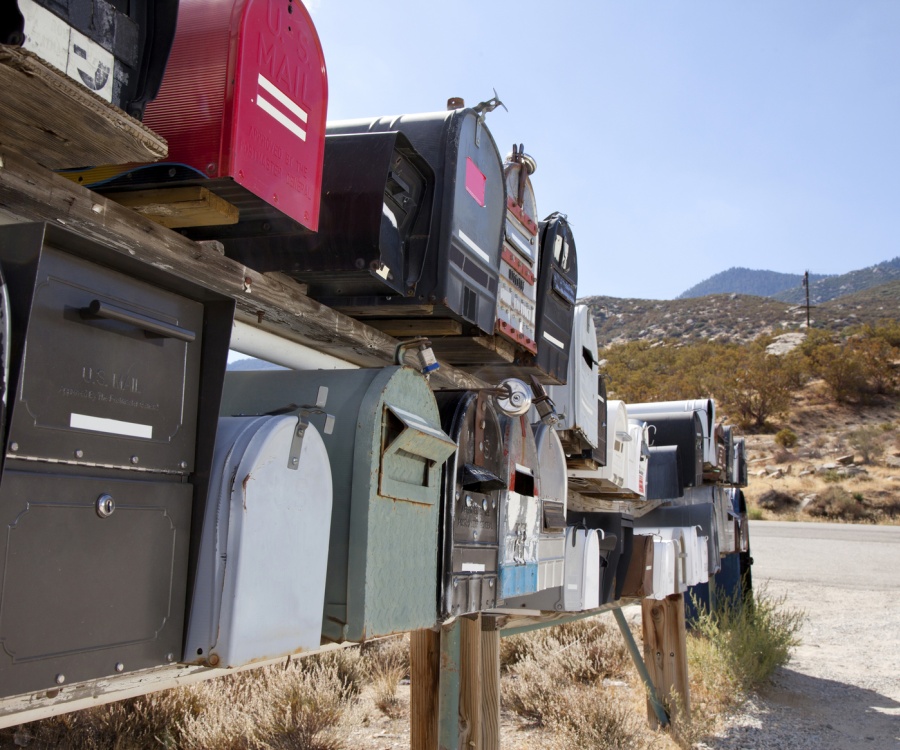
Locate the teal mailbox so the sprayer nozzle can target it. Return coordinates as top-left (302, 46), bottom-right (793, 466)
top-left (221, 366), bottom-right (456, 642)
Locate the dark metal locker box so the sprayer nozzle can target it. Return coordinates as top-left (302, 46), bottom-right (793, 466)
top-left (2, 0), bottom-right (179, 119)
top-left (435, 391), bottom-right (505, 619)
top-left (220, 366), bottom-right (456, 643)
top-left (185, 416), bottom-right (332, 668)
top-left (327, 107), bottom-right (504, 335)
top-left (647, 445), bottom-right (684, 501)
top-left (2, 235), bottom-right (204, 474)
top-left (534, 212), bottom-right (577, 384)
top-left (204, 132), bottom-right (434, 299)
top-left (0, 469), bottom-right (191, 697)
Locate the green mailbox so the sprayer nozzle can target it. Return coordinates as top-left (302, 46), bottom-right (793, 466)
top-left (221, 366), bottom-right (456, 642)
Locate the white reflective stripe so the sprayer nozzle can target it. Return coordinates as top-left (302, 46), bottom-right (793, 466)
top-left (256, 95), bottom-right (307, 141)
top-left (567, 583), bottom-right (579, 590)
top-left (257, 73), bottom-right (308, 123)
top-left (461, 563), bottom-right (486, 572)
top-left (70, 413), bottom-right (152, 439)
top-left (458, 230), bottom-right (490, 263)
top-left (542, 331), bottom-right (565, 349)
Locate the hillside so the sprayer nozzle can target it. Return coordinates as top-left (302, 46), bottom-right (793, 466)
top-left (583, 280), bottom-right (900, 347)
top-left (773, 257), bottom-right (900, 304)
top-left (678, 267), bottom-right (830, 299)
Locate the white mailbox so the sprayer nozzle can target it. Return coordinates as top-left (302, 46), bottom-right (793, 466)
top-left (568, 400), bottom-right (630, 495)
top-left (628, 399), bottom-right (717, 468)
top-left (185, 416), bottom-right (332, 668)
top-left (635, 534), bottom-right (678, 600)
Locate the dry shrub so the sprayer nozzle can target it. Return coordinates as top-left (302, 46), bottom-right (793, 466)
top-left (756, 489), bottom-right (799, 512)
top-left (771, 448), bottom-right (796, 464)
top-left (361, 636), bottom-right (408, 718)
top-left (313, 645), bottom-right (367, 698)
top-left (804, 486), bottom-right (874, 521)
top-left (542, 685), bottom-right (650, 750)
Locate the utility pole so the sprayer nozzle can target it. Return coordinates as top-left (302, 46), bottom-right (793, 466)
top-left (803, 270), bottom-right (811, 328)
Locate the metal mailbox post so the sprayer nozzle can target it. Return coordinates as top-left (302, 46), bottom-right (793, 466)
top-left (184, 415), bottom-right (332, 668)
top-left (220, 366), bottom-right (456, 643)
top-left (0, 222), bottom-right (233, 697)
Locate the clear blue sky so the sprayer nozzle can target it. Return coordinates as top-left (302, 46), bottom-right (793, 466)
top-left (307, 1), bottom-right (900, 300)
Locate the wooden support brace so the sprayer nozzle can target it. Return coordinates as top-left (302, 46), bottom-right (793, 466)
top-left (410, 629), bottom-right (440, 750)
top-left (105, 186), bottom-right (240, 229)
top-left (641, 594), bottom-right (690, 730)
top-left (366, 318), bottom-right (464, 338)
top-left (480, 616), bottom-right (501, 750)
top-left (438, 620), bottom-right (462, 750)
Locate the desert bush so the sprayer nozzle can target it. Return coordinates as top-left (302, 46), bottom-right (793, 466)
top-left (747, 506), bottom-right (765, 521)
top-left (542, 685), bottom-right (649, 750)
top-left (756, 490), bottom-right (799, 512)
top-left (362, 636), bottom-right (408, 718)
top-left (804, 486), bottom-right (874, 522)
top-left (690, 584), bottom-right (803, 691)
top-left (774, 428), bottom-right (798, 449)
top-left (847, 425), bottom-right (886, 464)
top-left (772, 448), bottom-right (795, 464)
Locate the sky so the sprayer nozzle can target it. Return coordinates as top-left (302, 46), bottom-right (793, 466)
top-left (306, 1), bottom-right (900, 300)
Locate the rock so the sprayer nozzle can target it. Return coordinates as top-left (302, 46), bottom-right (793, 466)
top-left (765, 465), bottom-right (779, 474)
top-left (817, 464), bottom-right (839, 474)
top-left (769, 469), bottom-right (784, 479)
top-left (800, 494), bottom-right (818, 510)
top-left (798, 470), bottom-right (814, 477)
top-left (757, 490), bottom-right (799, 511)
top-left (837, 466), bottom-right (867, 477)
top-left (885, 454), bottom-right (900, 468)
top-left (836, 454), bottom-right (855, 466)
top-left (755, 469), bottom-right (768, 477)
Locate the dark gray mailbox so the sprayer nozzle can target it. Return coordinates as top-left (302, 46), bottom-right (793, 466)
top-left (220, 366), bottom-right (456, 643)
top-left (327, 107), bottom-right (505, 335)
top-left (0, 222), bottom-right (233, 698)
top-left (534, 212), bottom-right (577, 384)
top-left (435, 390), bottom-right (505, 619)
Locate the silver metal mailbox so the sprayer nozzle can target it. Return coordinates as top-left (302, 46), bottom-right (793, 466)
top-left (435, 391), bottom-right (505, 618)
top-left (220, 366), bottom-right (456, 642)
top-left (185, 416), bottom-right (332, 668)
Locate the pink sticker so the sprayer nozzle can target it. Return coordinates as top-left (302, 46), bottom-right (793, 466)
top-left (465, 157), bottom-right (486, 206)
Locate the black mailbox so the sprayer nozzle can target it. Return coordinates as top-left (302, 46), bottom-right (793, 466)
top-left (634, 411), bottom-right (704, 489)
top-left (436, 391), bottom-right (505, 618)
top-left (0, 223), bottom-right (233, 698)
top-left (568, 511), bottom-right (634, 604)
top-left (647, 445), bottom-right (684, 501)
top-left (208, 132), bottom-right (436, 302)
top-left (534, 212), bottom-right (577, 384)
top-left (326, 107), bottom-right (505, 335)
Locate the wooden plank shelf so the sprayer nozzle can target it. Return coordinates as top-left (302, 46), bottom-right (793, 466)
top-left (0, 46), bottom-right (167, 169)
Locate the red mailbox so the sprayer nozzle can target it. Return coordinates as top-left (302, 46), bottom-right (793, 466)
top-left (142, 0), bottom-right (327, 231)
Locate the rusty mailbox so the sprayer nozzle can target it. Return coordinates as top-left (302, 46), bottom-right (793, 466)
top-left (220, 366), bottom-right (456, 643)
top-left (435, 390), bottom-right (505, 619)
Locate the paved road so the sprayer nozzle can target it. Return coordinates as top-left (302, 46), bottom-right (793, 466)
top-left (709, 521), bottom-right (900, 749)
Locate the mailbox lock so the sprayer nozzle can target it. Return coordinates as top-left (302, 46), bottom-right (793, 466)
top-left (96, 494), bottom-right (116, 518)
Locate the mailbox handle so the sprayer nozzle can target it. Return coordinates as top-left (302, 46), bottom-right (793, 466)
top-left (82, 300), bottom-right (196, 343)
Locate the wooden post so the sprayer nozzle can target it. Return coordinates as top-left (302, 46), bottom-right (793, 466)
top-left (438, 620), bottom-right (462, 750)
top-left (410, 628), bottom-right (440, 750)
top-left (459, 615), bottom-right (482, 749)
top-left (641, 594), bottom-right (690, 730)
top-left (480, 616), bottom-right (501, 750)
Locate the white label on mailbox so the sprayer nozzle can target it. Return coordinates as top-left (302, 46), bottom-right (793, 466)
top-left (70, 413), bottom-right (153, 439)
top-left (567, 583), bottom-right (579, 590)
top-left (461, 563), bottom-right (486, 572)
top-left (542, 331), bottom-right (565, 349)
top-left (458, 230), bottom-right (491, 264)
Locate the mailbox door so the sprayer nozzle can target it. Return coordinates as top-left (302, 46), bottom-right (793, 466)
top-left (436, 392), bottom-right (504, 619)
top-left (534, 212), bottom-right (578, 383)
top-left (534, 423), bottom-right (567, 592)
top-left (562, 527), bottom-right (600, 611)
top-left (185, 416), bottom-right (331, 668)
top-left (0, 469), bottom-right (190, 696)
top-left (619, 533), bottom-right (655, 599)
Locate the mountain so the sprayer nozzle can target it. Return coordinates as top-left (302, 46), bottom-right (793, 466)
top-left (582, 280), bottom-right (900, 347)
top-left (772, 257), bottom-right (900, 304)
top-left (678, 267), bottom-right (831, 299)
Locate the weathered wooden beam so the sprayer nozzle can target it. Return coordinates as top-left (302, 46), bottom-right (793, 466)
top-left (105, 186), bottom-right (239, 229)
top-left (459, 615), bottom-right (482, 750)
top-left (438, 620), bottom-right (462, 750)
top-left (480, 617), bottom-right (501, 750)
top-left (366, 318), bottom-right (464, 338)
top-left (0, 148), bottom-right (484, 389)
top-left (0, 46), bottom-right (167, 169)
top-left (410, 629), bottom-right (440, 750)
top-left (641, 594), bottom-right (690, 731)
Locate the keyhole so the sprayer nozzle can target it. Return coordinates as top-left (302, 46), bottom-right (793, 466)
top-left (96, 494), bottom-right (115, 518)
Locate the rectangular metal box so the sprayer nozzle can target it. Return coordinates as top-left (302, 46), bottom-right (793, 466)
top-left (0, 222), bottom-right (234, 698)
top-left (435, 391), bottom-right (504, 619)
top-left (534, 212), bottom-right (577, 384)
top-left (568, 511), bottom-right (632, 604)
top-left (141, 0), bottom-right (328, 231)
top-left (185, 416), bottom-right (332, 668)
top-left (647, 445), bottom-right (684, 501)
top-left (327, 107), bottom-right (504, 335)
top-left (220, 366), bottom-right (456, 642)
top-left (634, 411), bottom-right (704, 490)
top-left (5, 0), bottom-right (178, 118)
